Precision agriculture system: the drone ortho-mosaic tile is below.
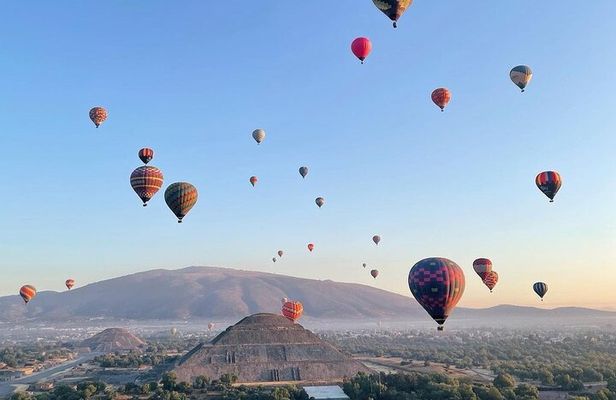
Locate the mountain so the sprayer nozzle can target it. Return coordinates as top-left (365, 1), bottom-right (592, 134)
top-left (80, 328), bottom-right (146, 353)
top-left (0, 266), bottom-right (613, 323)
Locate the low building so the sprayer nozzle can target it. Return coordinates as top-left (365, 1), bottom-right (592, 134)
top-left (303, 386), bottom-right (350, 400)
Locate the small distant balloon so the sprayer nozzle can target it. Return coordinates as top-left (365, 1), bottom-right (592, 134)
top-left (250, 176), bottom-right (258, 187)
top-left (130, 166), bottom-right (164, 207)
top-left (272, 257), bottom-right (277, 263)
top-left (89, 107), bottom-right (108, 128)
top-left (351, 37), bottom-right (372, 64)
top-left (307, 243), bottom-right (314, 252)
top-left (536, 171), bottom-right (562, 202)
top-left (482, 271), bottom-right (499, 293)
top-left (510, 65), bottom-right (533, 92)
top-left (533, 282), bottom-right (548, 301)
top-left (472, 258), bottom-right (492, 280)
top-left (315, 197), bottom-right (325, 208)
top-left (278, 250), bottom-right (284, 258)
top-left (19, 285), bottom-right (36, 304)
top-left (252, 129), bottom-right (266, 144)
top-left (165, 182), bottom-right (198, 223)
top-left (138, 148), bottom-right (154, 164)
top-left (170, 327), bottom-right (178, 336)
top-left (372, 0), bottom-right (413, 28)
top-left (372, 235), bottom-right (381, 245)
top-left (65, 279), bottom-right (75, 290)
top-left (282, 300), bottom-right (304, 322)
top-left (362, 263), bottom-right (367, 268)
top-left (371, 269), bottom-right (379, 279)
top-left (431, 88), bottom-right (451, 112)
top-left (208, 322), bottom-right (215, 331)
top-left (299, 166), bottom-right (309, 179)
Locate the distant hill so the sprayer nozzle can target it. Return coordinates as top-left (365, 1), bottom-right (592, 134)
top-left (0, 266), bottom-right (613, 323)
top-left (80, 328), bottom-right (145, 353)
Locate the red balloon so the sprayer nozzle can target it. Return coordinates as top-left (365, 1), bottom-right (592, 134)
top-left (282, 300), bottom-right (303, 322)
top-left (307, 243), bottom-right (314, 252)
top-left (250, 176), bottom-right (258, 187)
top-left (65, 279), bottom-right (75, 290)
top-left (351, 37), bottom-right (372, 64)
top-left (431, 88), bottom-right (451, 111)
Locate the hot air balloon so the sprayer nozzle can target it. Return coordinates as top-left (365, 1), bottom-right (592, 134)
top-left (482, 271), bottom-right (499, 293)
top-left (351, 37), bottom-right (372, 64)
top-left (307, 243), bottom-right (314, 252)
top-left (372, 0), bottom-right (413, 28)
top-left (533, 282), bottom-right (548, 301)
top-left (535, 171), bottom-right (562, 202)
top-left (138, 148), bottom-right (154, 164)
top-left (282, 300), bottom-right (304, 322)
top-left (89, 107), bottom-right (108, 128)
top-left (299, 166), bottom-right (309, 179)
top-left (170, 327), bottom-right (178, 336)
top-left (272, 257), bottom-right (277, 263)
top-left (472, 258), bottom-right (492, 280)
top-left (278, 250), bottom-right (284, 258)
top-left (408, 257), bottom-right (465, 331)
top-left (65, 279), bottom-right (75, 290)
top-left (362, 263), bottom-right (367, 268)
top-left (250, 176), bottom-right (258, 187)
top-left (19, 285), bottom-right (36, 304)
top-left (372, 235), bottom-right (381, 245)
top-left (510, 65), bottom-right (533, 92)
top-left (371, 269), bottom-right (379, 279)
top-left (130, 166), bottom-right (164, 207)
top-left (315, 197), bottom-right (325, 208)
top-left (252, 129), bottom-right (266, 144)
top-left (281, 297), bottom-right (288, 304)
top-left (164, 182), bottom-right (198, 223)
top-left (208, 322), bottom-right (215, 331)
top-left (431, 88), bottom-right (451, 112)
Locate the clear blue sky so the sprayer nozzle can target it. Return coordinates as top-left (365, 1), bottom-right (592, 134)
top-left (0, 1), bottom-right (614, 308)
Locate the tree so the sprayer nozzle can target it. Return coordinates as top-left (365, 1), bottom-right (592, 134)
top-left (493, 373), bottom-right (516, 389)
top-left (162, 372), bottom-right (178, 391)
top-left (514, 384), bottom-right (539, 400)
top-left (193, 375), bottom-right (210, 389)
top-left (10, 393), bottom-right (32, 400)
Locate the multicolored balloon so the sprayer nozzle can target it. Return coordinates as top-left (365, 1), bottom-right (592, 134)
top-left (65, 279), bottom-right (75, 290)
top-left (431, 88), bottom-right (451, 112)
top-left (19, 285), bottom-right (36, 304)
top-left (510, 65), bottom-right (533, 92)
top-left (164, 182), bottom-right (198, 223)
top-left (252, 129), bottom-right (266, 144)
top-left (282, 300), bottom-right (304, 322)
top-left (372, 235), bottom-right (381, 245)
top-left (372, 0), bottom-right (413, 28)
top-left (299, 166), bottom-right (309, 179)
top-left (351, 37), bottom-right (372, 64)
top-left (533, 282), bottom-right (548, 301)
top-left (89, 107), bottom-right (108, 128)
top-left (371, 269), bottom-right (379, 279)
top-left (138, 148), bottom-right (154, 164)
top-left (315, 197), bottom-right (325, 208)
top-left (482, 271), bottom-right (499, 293)
top-left (307, 243), bottom-right (314, 252)
top-left (536, 171), bottom-right (562, 202)
top-left (472, 258), bottom-right (492, 280)
top-left (130, 166), bottom-right (164, 207)
top-left (408, 257), bottom-right (465, 331)
top-left (250, 176), bottom-right (258, 187)
top-left (278, 250), bottom-right (284, 258)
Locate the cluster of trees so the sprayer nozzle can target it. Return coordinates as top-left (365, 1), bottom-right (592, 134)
top-left (343, 372), bottom-right (540, 400)
top-left (326, 329), bottom-right (616, 389)
top-left (0, 345), bottom-right (72, 368)
top-left (94, 350), bottom-right (166, 368)
top-left (10, 381), bottom-right (112, 400)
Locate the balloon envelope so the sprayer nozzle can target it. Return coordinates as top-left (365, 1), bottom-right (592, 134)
top-left (536, 171), bottom-right (562, 202)
top-left (472, 258), bottom-right (492, 280)
top-left (315, 197), bottom-right (325, 208)
top-left (431, 88), bottom-right (451, 111)
top-left (533, 282), bottom-right (548, 300)
top-left (408, 257), bottom-right (465, 330)
top-left (278, 250), bottom-right (284, 257)
top-left (307, 243), bottom-right (314, 252)
top-left (482, 271), bottom-right (498, 292)
top-left (351, 37), bottom-right (372, 63)
top-left (282, 300), bottom-right (304, 322)
top-left (19, 285), bottom-right (36, 304)
top-left (252, 129), bottom-right (266, 144)
top-left (131, 166), bottom-right (164, 206)
top-left (89, 107), bottom-right (108, 128)
top-left (299, 166), bottom-right (309, 179)
top-left (372, 0), bottom-right (413, 27)
top-left (371, 269), bottom-right (379, 279)
top-left (138, 148), bottom-right (154, 164)
top-left (164, 182), bottom-right (198, 223)
top-left (510, 65), bottom-right (533, 92)
top-left (372, 235), bottom-right (381, 245)
top-left (250, 176), bottom-right (258, 187)
top-left (65, 279), bottom-right (75, 290)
